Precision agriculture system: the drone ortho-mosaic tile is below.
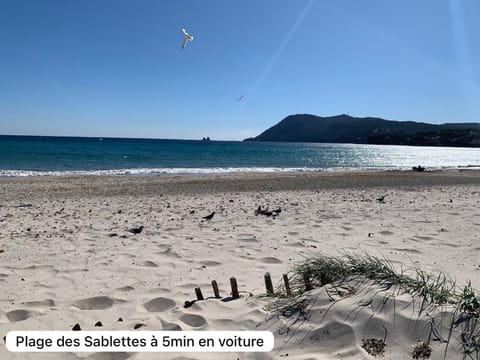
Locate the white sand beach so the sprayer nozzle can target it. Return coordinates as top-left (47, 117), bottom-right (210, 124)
top-left (0, 170), bottom-right (479, 359)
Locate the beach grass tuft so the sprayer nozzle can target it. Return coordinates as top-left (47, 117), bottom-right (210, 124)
top-left (412, 341), bottom-right (433, 359)
top-left (270, 254), bottom-right (480, 359)
top-left (362, 337), bottom-right (387, 357)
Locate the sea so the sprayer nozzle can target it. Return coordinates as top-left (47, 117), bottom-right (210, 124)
top-left (1, 135), bottom-right (479, 177)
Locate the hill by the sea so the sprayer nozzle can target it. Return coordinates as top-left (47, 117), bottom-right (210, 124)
top-left (244, 114), bottom-right (480, 147)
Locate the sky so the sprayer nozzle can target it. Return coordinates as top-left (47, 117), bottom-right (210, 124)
top-left (0, 0), bottom-right (479, 140)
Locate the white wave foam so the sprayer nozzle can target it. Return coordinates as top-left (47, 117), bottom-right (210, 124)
top-left (1, 165), bottom-right (478, 177)
top-left (0, 167), bottom-right (322, 177)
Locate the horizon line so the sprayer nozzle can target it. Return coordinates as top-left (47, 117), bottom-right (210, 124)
top-left (0, 133), bottom-right (241, 142)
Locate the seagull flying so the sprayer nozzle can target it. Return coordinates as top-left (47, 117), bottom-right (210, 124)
top-left (236, 96), bottom-right (244, 101)
top-left (181, 28), bottom-right (193, 49)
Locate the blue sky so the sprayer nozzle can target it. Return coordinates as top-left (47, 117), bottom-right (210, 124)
top-left (0, 0), bottom-right (479, 140)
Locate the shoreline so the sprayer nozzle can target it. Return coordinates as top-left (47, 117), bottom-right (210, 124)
top-left (1, 164), bottom-right (480, 178)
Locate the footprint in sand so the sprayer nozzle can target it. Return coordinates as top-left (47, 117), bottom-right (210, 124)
top-left (305, 322), bottom-right (356, 348)
top-left (238, 238), bottom-right (259, 243)
top-left (180, 313), bottom-right (207, 328)
top-left (285, 241), bottom-right (306, 248)
top-left (164, 227), bottom-right (182, 232)
top-left (116, 253), bottom-right (136, 260)
top-left (413, 235), bottom-right (434, 241)
top-left (156, 249), bottom-right (181, 259)
top-left (6, 309), bottom-right (42, 322)
top-left (137, 260), bottom-right (158, 267)
top-left (160, 318), bottom-right (182, 331)
top-left (143, 297), bottom-right (176, 312)
top-left (146, 287), bottom-right (172, 295)
top-left (237, 233), bottom-right (255, 237)
top-left (22, 299), bottom-right (55, 308)
top-left (62, 268), bottom-right (89, 274)
top-left (72, 296), bottom-right (118, 310)
top-left (156, 244), bottom-right (172, 252)
top-left (7, 265), bottom-right (59, 279)
top-left (443, 243), bottom-right (461, 248)
top-left (200, 260), bottom-right (222, 267)
top-left (114, 286), bottom-right (135, 292)
top-left (259, 257), bottom-right (282, 264)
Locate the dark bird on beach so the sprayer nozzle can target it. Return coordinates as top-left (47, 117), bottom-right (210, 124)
top-left (412, 165), bottom-right (426, 172)
top-left (376, 195), bottom-right (386, 202)
top-left (255, 206), bottom-right (271, 216)
top-left (202, 212), bottom-right (215, 220)
top-left (255, 207), bottom-right (274, 216)
top-left (126, 226), bottom-right (144, 235)
top-left (256, 205), bottom-right (281, 217)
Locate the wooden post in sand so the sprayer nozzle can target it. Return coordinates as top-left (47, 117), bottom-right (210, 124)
top-left (195, 287), bottom-right (204, 301)
top-left (264, 272), bottom-right (274, 295)
top-left (211, 280), bottom-right (220, 298)
top-left (230, 277), bottom-right (239, 299)
top-left (283, 274), bottom-right (292, 296)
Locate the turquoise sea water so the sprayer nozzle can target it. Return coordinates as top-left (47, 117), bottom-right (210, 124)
top-left (0, 135), bottom-right (479, 176)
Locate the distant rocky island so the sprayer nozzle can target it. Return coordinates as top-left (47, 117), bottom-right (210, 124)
top-left (244, 114), bottom-right (480, 147)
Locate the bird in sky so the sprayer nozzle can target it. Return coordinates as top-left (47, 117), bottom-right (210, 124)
top-left (181, 28), bottom-right (194, 49)
top-left (235, 96), bottom-right (244, 101)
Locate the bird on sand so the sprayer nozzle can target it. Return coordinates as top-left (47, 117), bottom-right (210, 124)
top-left (126, 226), bottom-right (144, 235)
top-left (181, 28), bottom-right (194, 49)
top-left (376, 195), bottom-right (386, 202)
top-left (202, 212), bottom-right (215, 220)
